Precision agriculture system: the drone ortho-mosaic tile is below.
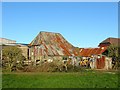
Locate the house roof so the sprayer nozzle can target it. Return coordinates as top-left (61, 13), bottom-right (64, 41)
top-left (79, 47), bottom-right (107, 57)
top-left (29, 31), bottom-right (79, 56)
top-left (0, 38), bottom-right (16, 44)
top-left (98, 37), bottom-right (120, 47)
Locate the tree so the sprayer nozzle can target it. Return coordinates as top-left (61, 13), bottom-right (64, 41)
top-left (2, 46), bottom-right (26, 72)
top-left (107, 44), bottom-right (119, 58)
top-left (107, 44), bottom-right (120, 69)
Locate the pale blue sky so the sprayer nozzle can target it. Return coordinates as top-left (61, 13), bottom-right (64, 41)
top-left (2, 2), bottom-right (118, 47)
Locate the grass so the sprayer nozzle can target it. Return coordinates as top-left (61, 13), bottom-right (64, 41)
top-left (2, 70), bottom-right (119, 88)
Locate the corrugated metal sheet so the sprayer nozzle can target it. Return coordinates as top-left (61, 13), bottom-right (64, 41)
top-left (29, 32), bottom-right (79, 56)
top-left (79, 47), bottom-right (107, 57)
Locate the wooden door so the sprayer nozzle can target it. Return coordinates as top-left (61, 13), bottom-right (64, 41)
top-left (96, 56), bottom-right (105, 69)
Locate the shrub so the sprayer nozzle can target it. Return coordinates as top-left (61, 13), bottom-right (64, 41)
top-left (2, 46), bottom-right (26, 72)
top-left (19, 61), bottom-right (87, 72)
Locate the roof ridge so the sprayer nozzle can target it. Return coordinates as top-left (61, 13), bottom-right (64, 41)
top-left (40, 31), bottom-right (60, 34)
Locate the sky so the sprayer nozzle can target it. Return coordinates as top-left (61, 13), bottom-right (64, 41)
top-left (2, 2), bottom-right (118, 48)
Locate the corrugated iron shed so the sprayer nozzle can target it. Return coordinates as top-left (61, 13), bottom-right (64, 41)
top-left (29, 32), bottom-right (79, 56)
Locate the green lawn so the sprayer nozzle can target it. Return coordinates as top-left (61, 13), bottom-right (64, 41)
top-left (2, 71), bottom-right (119, 88)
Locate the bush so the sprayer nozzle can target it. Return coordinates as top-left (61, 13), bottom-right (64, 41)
top-left (18, 61), bottom-right (87, 72)
top-left (2, 46), bottom-right (26, 72)
top-left (23, 65), bottom-right (36, 72)
top-left (67, 65), bottom-right (86, 72)
top-left (22, 62), bottom-right (58, 72)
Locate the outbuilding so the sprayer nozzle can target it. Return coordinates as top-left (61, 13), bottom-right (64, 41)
top-left (79, 47), bottom-right (112, 70)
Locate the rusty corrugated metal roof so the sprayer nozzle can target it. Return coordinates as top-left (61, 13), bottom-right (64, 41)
top-left (29, 31), bottom-right (79, 56)
top-left (79, 47), bottom-right (107, 57)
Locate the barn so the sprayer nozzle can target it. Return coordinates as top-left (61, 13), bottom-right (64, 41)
top-left (28, 31), bottom-right (79, 65)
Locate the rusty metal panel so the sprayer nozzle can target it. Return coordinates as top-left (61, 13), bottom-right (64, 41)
top-left (80, 47), bottom-right (107, 57)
